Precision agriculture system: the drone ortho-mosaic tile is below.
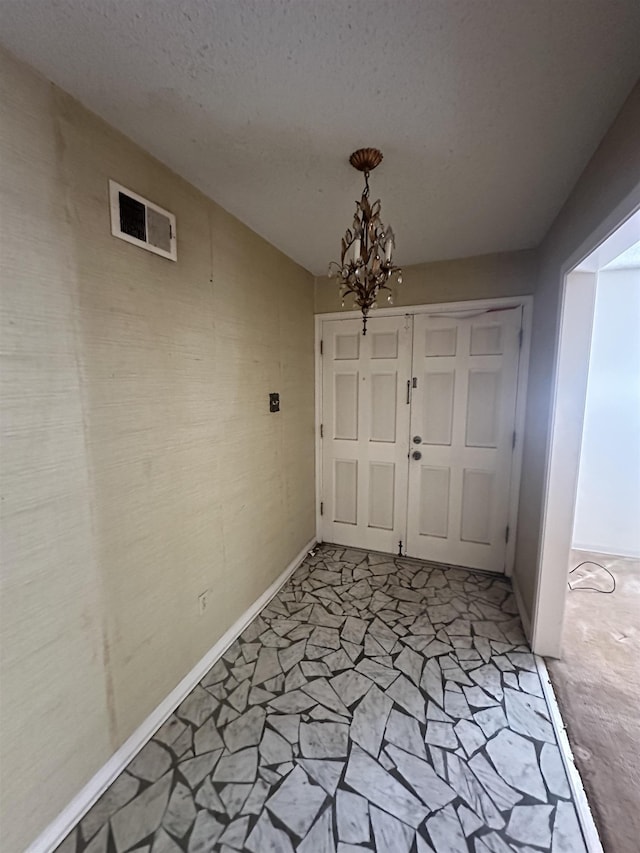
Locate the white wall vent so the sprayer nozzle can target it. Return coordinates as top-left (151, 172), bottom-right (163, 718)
top-left (109, 180), bottom-right (177, 261)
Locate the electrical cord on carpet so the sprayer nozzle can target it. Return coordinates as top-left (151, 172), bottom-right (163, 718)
top-left (568, 560), bottom-right (616, 594)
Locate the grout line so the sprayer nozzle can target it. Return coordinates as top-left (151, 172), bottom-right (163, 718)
top-left (25, 536), bottom-right (317, 853)
top-left (536, 655), bottom-right (604, 853)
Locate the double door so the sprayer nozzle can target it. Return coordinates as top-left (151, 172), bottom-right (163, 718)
top-left (320, 307), bottom-right (523, 572)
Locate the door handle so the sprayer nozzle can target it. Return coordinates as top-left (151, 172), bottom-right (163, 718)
top-left (412, 435), bottom-right (422, 444)
top-left (412, 450), bottom-right (422, 460)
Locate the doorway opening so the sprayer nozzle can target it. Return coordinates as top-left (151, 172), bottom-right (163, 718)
top-left (534, 209), bottom-right (640, 853)
top-left (532, 208), bottom-right (640, 651)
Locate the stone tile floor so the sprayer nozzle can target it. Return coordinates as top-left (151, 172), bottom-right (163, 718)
top-left (57, 545), bottom-right (587, 852)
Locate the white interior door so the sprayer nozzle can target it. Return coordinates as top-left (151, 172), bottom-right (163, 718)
top-left (321, 316), bottom-right (412, 553)
top-left (406, 308), bottom-right (522, 571)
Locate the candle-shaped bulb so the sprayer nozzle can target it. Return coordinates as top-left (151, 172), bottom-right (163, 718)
top-left (385, 226), bottom-right (395, 262)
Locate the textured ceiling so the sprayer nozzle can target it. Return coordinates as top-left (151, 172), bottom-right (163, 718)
top-left (1, 1), bottom-right (639, 275)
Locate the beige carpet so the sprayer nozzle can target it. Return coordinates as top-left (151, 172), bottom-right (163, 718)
top-left (547, 550), bottom-right (640, 853)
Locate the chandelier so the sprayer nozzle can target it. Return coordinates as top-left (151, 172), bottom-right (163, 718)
top-left (328, 148), bottom-right (402, 334)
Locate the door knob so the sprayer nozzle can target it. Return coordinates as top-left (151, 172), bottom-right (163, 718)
top-left (412, 450), bottom-right (422, 460)
top-left (413, 435), bottom-right (422, 444)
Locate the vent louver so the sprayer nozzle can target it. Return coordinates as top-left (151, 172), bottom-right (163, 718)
top-left (109, 180), bottom-right (177, 261)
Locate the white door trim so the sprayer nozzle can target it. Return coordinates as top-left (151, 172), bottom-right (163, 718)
top-left (531, 271), bottom-right (598, 656)
top-left (315, 295), bottom-right (533, 575)
top-left (314, 326), bottom-right (324, 541)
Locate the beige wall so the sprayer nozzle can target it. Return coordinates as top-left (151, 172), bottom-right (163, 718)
top-left (0, 49), bottom-right (315, 852)
top-left (514, 80), bottom-right (640, 624)
top-left (314, 249), bottom-right (537, 313)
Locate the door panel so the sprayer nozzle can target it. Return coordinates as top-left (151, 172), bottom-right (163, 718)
top-left (334, 372), bottom-right (359, 439)
top-left (321, 316), bottom-right (412, 552)
top-left (422, 371), bottom-right (455, 444)
top-left (406, 308), bottom-right (522, 571)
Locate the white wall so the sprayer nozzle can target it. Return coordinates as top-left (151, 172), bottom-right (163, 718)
top-left (573, 268), bottom-right (640, 557)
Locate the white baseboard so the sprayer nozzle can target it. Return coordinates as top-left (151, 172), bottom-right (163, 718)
top-left (26, 537), bottom-right (317, 853)
top-left (535, 656), bottom-right (604, 853)
top-left (512, 573), bottom-right (531, 642)
top-left (571, 543), bottom-right (640, 561)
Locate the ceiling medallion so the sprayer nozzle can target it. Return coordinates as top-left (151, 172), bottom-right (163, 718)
top-left (328, 148), bottom-right (402, 334)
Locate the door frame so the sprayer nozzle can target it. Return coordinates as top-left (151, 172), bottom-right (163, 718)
top-left (531, 196), bottom-right (640, 657)
top-left (315, 295), bottom-right (533, 575)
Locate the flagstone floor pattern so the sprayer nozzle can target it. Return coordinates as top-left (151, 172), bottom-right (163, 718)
top-left (56, 545), bottom-right (587, 852)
